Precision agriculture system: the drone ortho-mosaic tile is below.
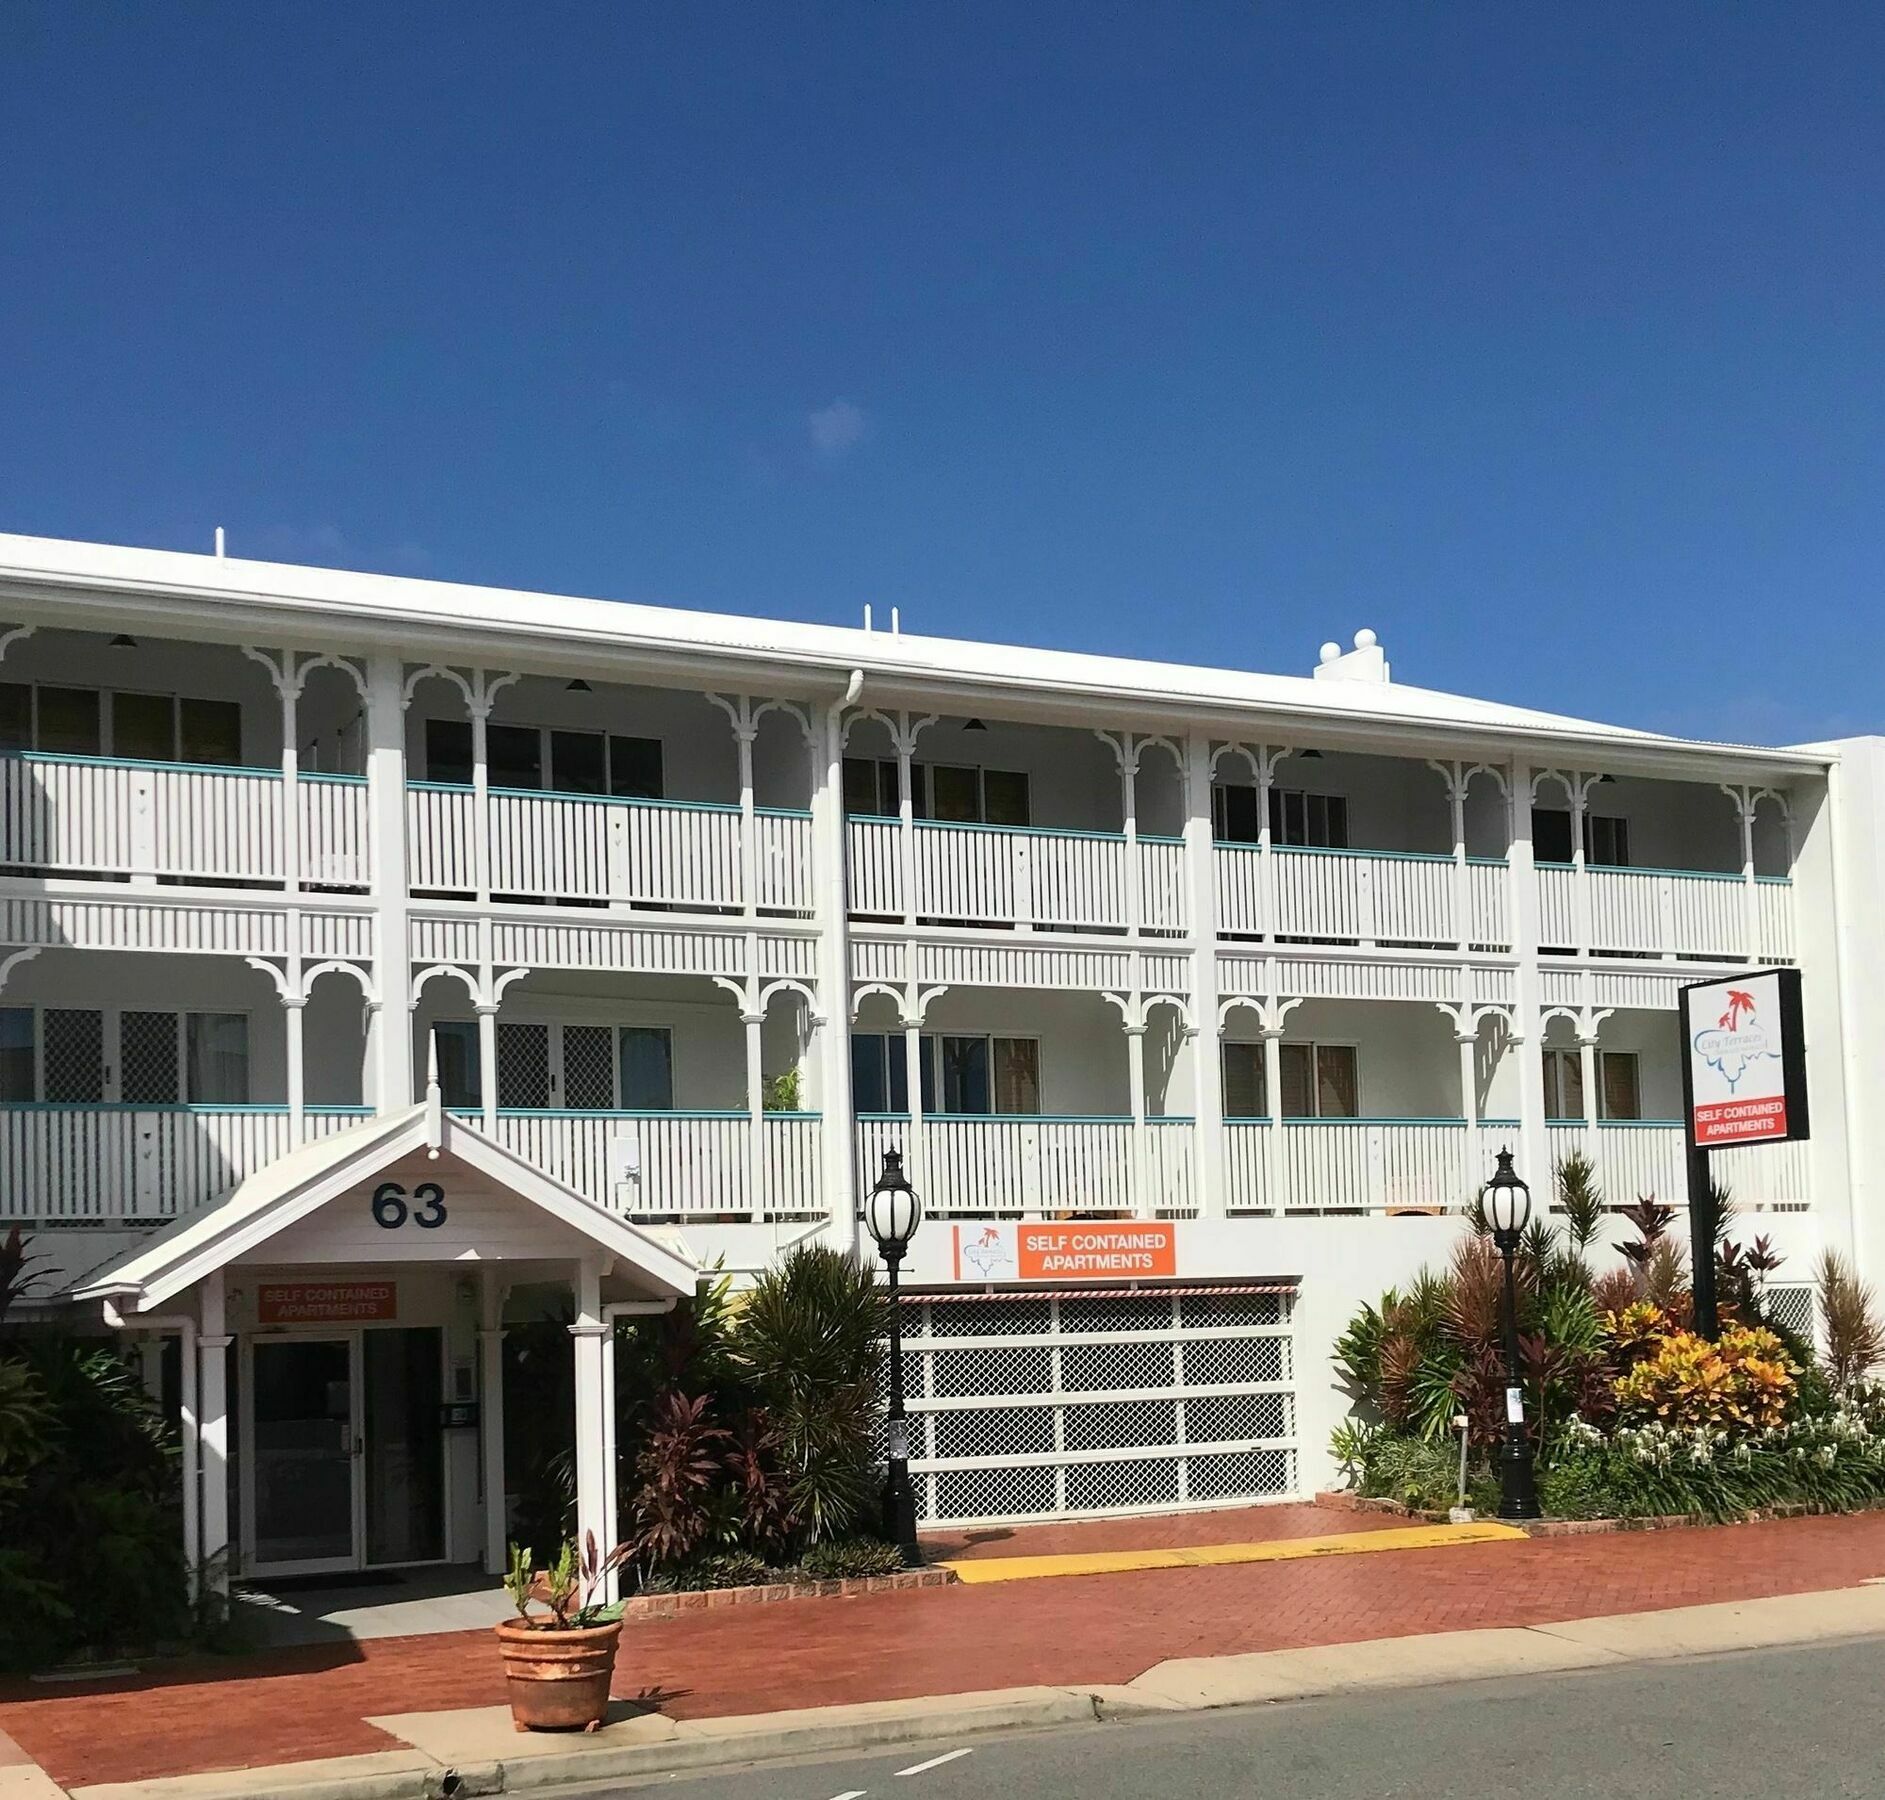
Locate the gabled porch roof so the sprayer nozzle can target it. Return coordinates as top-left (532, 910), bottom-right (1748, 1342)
top-left (72, 1100), bottom-right (697, 1313)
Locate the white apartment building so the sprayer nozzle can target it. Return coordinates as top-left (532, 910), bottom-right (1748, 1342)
top-left (0, 531), bottom-right (1867, 1587)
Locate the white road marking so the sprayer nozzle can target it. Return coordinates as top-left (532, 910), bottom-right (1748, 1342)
top-left (896, 1746), bottom-right (974, 1776)
top-left (827, 1791), bottom-right (869, 1799)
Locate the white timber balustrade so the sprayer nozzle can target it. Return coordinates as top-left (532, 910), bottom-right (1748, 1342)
top-left (483, 1112), bottom-right (822, 1219)
top-left (844, 818), bottom-right (1187, 934)
top-left (1545, 1121), bottom-right (1811, 1214)
top-left (1221, 1120), bottom-right (1472, 1215)
top-left (852, 1115), bottom-right (1189, 1218)
top-left (0, 1105), bottom-right (369, 1222)
top-left (405, 784), bottom-right (812, 913)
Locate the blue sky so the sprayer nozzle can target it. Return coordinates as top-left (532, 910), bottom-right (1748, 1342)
top-left (3, 4), bottom-right (1882, 742)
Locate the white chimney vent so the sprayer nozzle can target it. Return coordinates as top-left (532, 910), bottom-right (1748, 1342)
top-left (1313, 628), bottom-right (1390, 684)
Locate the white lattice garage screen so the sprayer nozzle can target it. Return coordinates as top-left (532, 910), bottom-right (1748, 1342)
top-left (894, 1287), bottom-right (1299, 1527)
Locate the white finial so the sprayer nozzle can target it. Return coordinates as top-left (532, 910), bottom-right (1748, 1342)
top-left (1319, 641), bottom-right (1341, 664)
top-left (424, 1029), bottom-right (444, 1153)
top-left (1354, 628), bottom-right (1377, 650)
top-left (214, 527), bottom-right (226, 559)
top-left (426, 1028), bottom-right (441, 1096)
top-left (864, 603), bottom-right (873, 631)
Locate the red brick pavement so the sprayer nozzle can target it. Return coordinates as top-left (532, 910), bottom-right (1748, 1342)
top-left (9, 1510), bottom-right (1885, 1790)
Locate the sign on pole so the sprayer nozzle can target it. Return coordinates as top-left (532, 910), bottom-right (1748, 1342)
top-left (1679, 968), bottom-right (1809, 1151)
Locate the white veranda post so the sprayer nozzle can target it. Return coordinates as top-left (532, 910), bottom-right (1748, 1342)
top-left (480, 1268), bottom-right (508, 1577)
top-left (197, 1270), bottom-right (231, 1595)
top-left (569, 1261), bottom-right (611, 1590)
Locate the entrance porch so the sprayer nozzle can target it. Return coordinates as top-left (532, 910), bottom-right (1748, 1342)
top-left (72, 1079), bottom-right (696, 1599)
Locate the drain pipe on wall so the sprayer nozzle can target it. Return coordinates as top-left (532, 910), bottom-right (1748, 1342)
top-left (823, 669), bottom-right (866, 1260)
top-left (104, 1302), bottom-right (199, 1593)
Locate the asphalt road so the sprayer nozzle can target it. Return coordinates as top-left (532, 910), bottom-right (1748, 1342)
top-left (582, 1635), bottom-right (1885, 1799)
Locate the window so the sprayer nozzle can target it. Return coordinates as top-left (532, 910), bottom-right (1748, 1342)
top-left (1212, 783), bottom-right (1262, 844)
top-left (0, 1008), bottom-right (32, 1101)
top-left (1542, 1049), bottom-right (1585, 1121)
top-left (1532, 808), bottom-right (1630, 868)
top-left (120, 1010), bottom-right (181, 1104)
top-left (432, 1020), bottom-right (481, 1109)
top-left (426, 718), bottom-right (663, 799)
top-left (497, 1022), bottom-right (551, 1108)
top-left (1279, 1042), bottom-right (1359, 1118)
top-left (186, 1013), bottom-right (249, 1103)
top-left (851, 1033), bottom-right (910, 1114)
top-left (561, 1024), bottom-right (616, 1109)
top-left (1222, 1042), bottom-right (1266, 1118)
top-left (1269, 788), bottom-right (1349, 849)
top-left (617, 1027), bottom-right (673, 1110)
top-left (1542, 1049), bottom-right (1641, 1121)
top-left (42, 1009), bottom-right (103, 1103)
top-left (843, 760), bottom-right (1030, 825)
top-left (0, 685), bottom-right (241, 764)
top-left (924, 1035), bottom-right (1040, 1116)
top-left (843, 757), bottom-right (900, 819)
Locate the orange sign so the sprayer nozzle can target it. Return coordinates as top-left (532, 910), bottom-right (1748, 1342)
top-left (257, 1281), bottom-right (397, 1325)
top-left (1016, 1224), bottom-right (1176, 1280)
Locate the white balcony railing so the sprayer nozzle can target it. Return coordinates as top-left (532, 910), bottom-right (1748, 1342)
top-left (1538, 863), bottom-right (1795, 963)
top-left (844, 819), bottom-right (1187, 934)
top-left (1224, 1118), bottom-right (1473, 1215)
top-left (1215, 845), bottom-right (1514, 950)
top-left (853, 1115), bottom-right (1196, 1218)
top-left (1546, 1120), bottom-right (1810, 1211)
top-left (407, 785), bottom-right (814, 914)
top-left (0, 754), bottom-right (371, 890)
top-left (484, 1110), bottom-right (824, 1219)
top-left (0, 1104), bottom-right (370, 1221)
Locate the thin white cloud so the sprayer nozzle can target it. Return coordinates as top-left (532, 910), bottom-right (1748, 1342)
top-left (807, 398), bottom-right (867, 458)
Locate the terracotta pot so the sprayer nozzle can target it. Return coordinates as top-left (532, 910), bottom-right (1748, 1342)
top-left (494, 1616), bottom-right (624, 1731)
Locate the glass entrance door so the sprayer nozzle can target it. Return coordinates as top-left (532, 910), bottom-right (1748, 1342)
top-left (249, 1338), bottom-right (358, 1573)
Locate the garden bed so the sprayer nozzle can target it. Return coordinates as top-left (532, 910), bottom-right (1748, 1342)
top-left (624, 1565), bottom-right (957, 1619)
top-left (1313, 1488), bottom-right (1872, 1538)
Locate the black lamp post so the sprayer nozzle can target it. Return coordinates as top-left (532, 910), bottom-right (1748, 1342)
top-left (1482, 1147), bottom-right (1542, 1521)
top-left (864, 1149), bottom-right (924, 1563)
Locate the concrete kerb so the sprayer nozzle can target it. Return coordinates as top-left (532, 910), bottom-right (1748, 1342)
top-left (55, 1583), bottom-right (1885, 1800)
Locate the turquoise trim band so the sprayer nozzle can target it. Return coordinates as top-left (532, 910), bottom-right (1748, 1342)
top-left (1280, 1116), bottom-right (1470, 1127)
top-left (300, 771), bottom-right (368, 786)
top-left (912, 818), bottom-right (1126, 844)
top-left (1273, 844), bottom-right (1456, 865)
top-left (11, 750), bottom-right (276, 779)
top-left (755, 807), bottom-right (814, 821)
top-left (493, 1108), bottom-right (752, 1121)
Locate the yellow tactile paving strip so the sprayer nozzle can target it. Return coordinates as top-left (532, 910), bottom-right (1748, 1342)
top-left (940, 1520), bottom-right (1529, 1584)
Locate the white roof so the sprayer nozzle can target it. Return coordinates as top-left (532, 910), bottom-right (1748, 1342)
top-left (72, 1102), bottom-right (698, 1312)
top-left (0, 530), bottom-right (1831, 770)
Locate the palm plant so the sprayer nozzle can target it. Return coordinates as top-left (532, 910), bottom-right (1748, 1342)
top-left (732, 1245), bottom-right (889, 1545)
top-left (1816, 1249), bottom-right (1885, 1392)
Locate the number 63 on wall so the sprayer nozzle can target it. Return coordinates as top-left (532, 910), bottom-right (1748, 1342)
top-left (371, 1181), bottom-right (448, 1230)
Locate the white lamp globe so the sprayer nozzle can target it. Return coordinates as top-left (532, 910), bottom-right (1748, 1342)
top-left (865, 1149), bottom-right (923, 1250)
top-left (1482, 1147), bottom-right (1532, 1238)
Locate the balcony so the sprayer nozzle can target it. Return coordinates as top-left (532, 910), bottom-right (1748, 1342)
top-left (853, 1115), bottom-right (1197, 1219)
top-left (1223, 1118), bottom-right (1473, 1215)
top-left (844, 818), bottom-right (1186, 934)
top-left (0, 754), bottom-right (370, 889)
top-left (1538, 864), bottom-right (1795, 963)
top-left (1546, 1121), bottom-right (1810, 1212)
top-left (408, 784), bottom-right (814, 914)
top-left (1216, 846), bottom-right (1510, 948)
top-left (0, 1104), bottom-right (372, 1222)
top-left (483, 1110), bottom-right (824, 1220)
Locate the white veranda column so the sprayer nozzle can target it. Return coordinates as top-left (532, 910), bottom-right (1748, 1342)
top-left (1579, 1030), bottom-right (1602, 1169)
top-left (1124, 1016), bottom-right (1147, 1217)
top-left (477, 1000), bottom-right (500, 1131)
top-left (569, 1262), bottom-right (611, 1582)
top-left (284, 992), bottom-right (307, 1147)
top-left (480, 1268), bottom-right (508, 1576)
top-left (903, 1010), bottom-right (925, 1203)
top-left (1457, 1024), bottom-right (1481, 1194)
top-left (366, 653), bottom-right (413, 1111)
top-left (743, 1007), bottom-right (766, 1223)
top-left (197, 1271), bottom-right (232, 1594)
top-left (1261, 1025), bottom-right (1286, 1212)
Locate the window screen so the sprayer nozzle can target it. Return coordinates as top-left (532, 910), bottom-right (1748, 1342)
top-left (497, 1022), bottom-right (551, 1108)
top-left (550, 731), bottom-right (608, 797)
top-left (850, 1034), bottom-right (908, 1114)
top-left (112, 693), bottom-right (175, 762)
top-left (1212, 784), bottom-right (1261, 844)
top-left (1269, 789), bottom-right (1348, 848)
top-left (1532, 808), bottom-right (1574, 864)
top-left (120, 1010), bottom-right (181, 1104)
top-left (0, 684), bottom-right (29, 754)
top-left (180, 698), bottom-right (242, 766)
top-left (562, 1024), bottom-right (616, 1109)
top-left (42, 1009), bottom-right (103, 1103)
top-left (37, 688), bottom-right (101, 756)
top-left (982, 769), bottom-right (1030, 827)
top-left (1542, 1049), bottom-right (1587, 1121)
top-left (992, 1038), bottom-right (1041, 1115)
top-left (487, 724), bottom-right (542, 791)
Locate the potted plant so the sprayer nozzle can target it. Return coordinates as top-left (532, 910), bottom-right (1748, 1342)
top-left (495, 1533), bottom-right (632, 1732)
